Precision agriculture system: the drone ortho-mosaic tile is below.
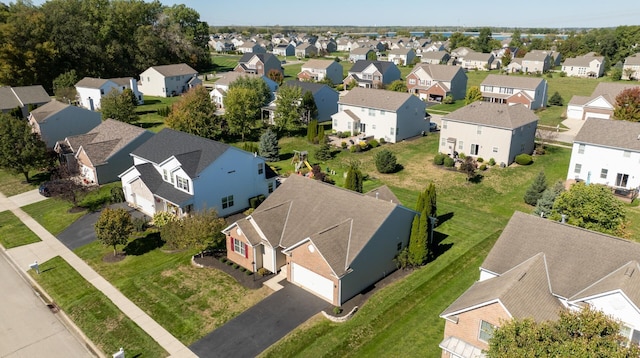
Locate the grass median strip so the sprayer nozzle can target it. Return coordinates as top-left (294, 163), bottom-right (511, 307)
top-left (29, 256), bottom-right (168, 357)
top-left (0, 210), bottom-right (41, 248)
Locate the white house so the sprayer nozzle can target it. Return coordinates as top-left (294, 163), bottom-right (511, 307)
top-left (138, 63), bottom-right (201, 97)
top-left (120, 128), bottom-right (276, 218)
top-left (567, 117), bottom-right (640, 191)
top-left (28, 100), bottom-right (101, 149)
top-left (297, 59), bottom-right (343, 85)
top-left (209, 72), bottom-right (278, 109)
top-left (567, 82), bottom-right (639, 120)
top-left (562, 52), bottom-right (606, 78)
top-left (622, 53), bottom-right (640, 80)
top-left (480, 74), bottom-right (548, 110)
top-left (439, 102), bottom-right (538, 165)
top-left (331, 87), bottom-right (428, 143)
top-left (387, 48), bottom-right (416, 66)
top-left (0, 85), bottom-right (51, 118)
top-left (75, 77), bottom-right (143, 110)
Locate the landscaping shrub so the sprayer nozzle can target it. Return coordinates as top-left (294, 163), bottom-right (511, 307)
top-left (433, 153), bottom-right (446, 165)
top-left (444, 156), bottom-right (455, 167)
top-left (152, 211), bottom-right (177, 228)
top-left (515, 154), bottom-right (533, 165)
top-left (488, 158), bottom-right (496, 166)
top-left (479, 164), bottom-right (487, 171)
top-left (549, 91), bottom-right (563, 106)
top-left (350, 144), bottom-right (362, 153)
top-left (375, 149), bottom-right (398, 173)
top-left (341, 141), bottom-right (347, 149)
top-left (379, 138), bottom-right (386, 144)
top-left (336, 84), bottom-right (344, 91)
top-left (368, 139), bottom-right (379, 148)
top-left (242, 142), bottom-right (259, 153)
top-left (443, 95), bottom-right (454, 104)
top-left (477, 157), bottom-right (484, 163)
top-left (245, 270), bottom-right (253, 275)
top-left (340, 131), bottom-right (351, 138)
top-left (333, 306), bottom-right (342, 315)
top-left (359, 142), bottom-right (369, 151)
top-left (232, 263), bottom-right (239, 269)
top-left (219, 257), bottom-right (227, 263)
top-left (257, 267), bottom-right (270, 276)
top-left (458, 152), bottom-right (466, 160)
top-left (110, 187), bottom-right (125, 203)
top-left (240, 267), bottom-right (246, 272)
top-left (226, 260), bottom-right (233, 266)
top-left (559, 71), bottom-right (567, 77)
top-left (132, 217), bottom-right (147, 232)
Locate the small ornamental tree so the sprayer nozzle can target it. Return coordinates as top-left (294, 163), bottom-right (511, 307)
top-left (258, 128), bottom-right (279, 162)
top-left (166, 86), bottom-right (222, 140)
top-left (549, 91), bottom-right (563, 106)
top-left (613, 87), bottom-right (640, 122)
top-left (95, 208), bottom-right (133, 256)
top-left (267, 69), bottom-right (283, 85)
top-left (387, 80), bottom-right (407, 92)
top-left (459, 156), bottom-right (477, 181)
top-left (465, 86), bottom-right (483, 105)
top-left (524, 171), bottom-right (547, 206)
top-left (101, 89), bottom-right (139, 123)
top-left (374, 149), bottom-right (398, 173)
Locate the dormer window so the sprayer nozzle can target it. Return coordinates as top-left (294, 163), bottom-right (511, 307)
top-left (176, 176), bottom-right (189, 191)
top-left (163, 169), bottom-right (168, 181)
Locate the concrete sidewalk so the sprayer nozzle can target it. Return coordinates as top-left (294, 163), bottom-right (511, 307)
top-left (0, 192), bottom-right (197, 358)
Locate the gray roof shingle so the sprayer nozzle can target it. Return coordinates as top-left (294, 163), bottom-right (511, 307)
top-left (70, 119), bottom-right (150, 165)
top-left (149, 63), bottom-right (197, 77)
top-left (444, 102), bottom-right (538, 129)
top-left (349, 60), bottom-right (395, 74)
top-left (135, 163), bottom-right (193, 205)
top-left (29, 100), bottom-right (69, 123)
top-left (481, 74), bottom-right (545, 90)
top-left (339, 87), bottom-right (413, 112)
top-left (574, 117), bottom-right (640, 151)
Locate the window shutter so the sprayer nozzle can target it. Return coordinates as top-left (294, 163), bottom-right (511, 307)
top-left (244, 243), bottom-right (249, 258)
top-left (229, 237), bottom-right (234, 252)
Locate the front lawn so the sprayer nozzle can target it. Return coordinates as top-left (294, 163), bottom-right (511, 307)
top-left (30, 256), bottom-right (168, 357)
top-left (0, 210), bottom-right (41, 248)
top-left (21, 198), bottom-right (86, 235)
top-left (74, 233), bottom-right (271, 345)
top-left (0, 168), bottom-right (50, 197)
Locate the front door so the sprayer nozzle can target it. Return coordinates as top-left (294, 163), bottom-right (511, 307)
top-left (360, 123), bottom-right (366, 134)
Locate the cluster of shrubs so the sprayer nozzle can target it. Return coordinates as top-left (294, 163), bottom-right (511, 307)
top-left (157, 106), bottom-right (171, 117)
top-left (336, 131), bottom-right (351, 138)
top-left (219, 257), bottom-right (253, 275)
top-left (242, 142), bottom-right (259, 153)
top-left (248, 194), bottom-right (266, 209)
top-left (347, 138), bottom-right (382, 153)
top-left (434, 153), bottom-right (499, 171)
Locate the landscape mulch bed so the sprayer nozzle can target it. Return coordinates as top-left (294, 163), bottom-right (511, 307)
top-left (193, 251), bottom-right (273, 290)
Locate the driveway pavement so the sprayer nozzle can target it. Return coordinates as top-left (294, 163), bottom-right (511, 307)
top-left (189, 282), bottom-right (327, 358)
top-left (56, 203), bottom-right (147, 250)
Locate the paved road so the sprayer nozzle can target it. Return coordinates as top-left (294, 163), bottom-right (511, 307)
top-left (0, 252), bottom-right (94, 357)
top-left (189, 283), bottom-right (327, 358)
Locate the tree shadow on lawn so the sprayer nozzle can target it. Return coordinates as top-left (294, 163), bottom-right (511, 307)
top-left (28, 171), bottom-right (52, 185)
top-left (123, 232), bottom-right (165, 256)
top-left (279, 153), bottom-right (294, 161)
top-left (142, 99), bottom-right (161, 105)
top-left (429, 231), bottom-right (453, 262)
top-left (437, 211), bottom-right (454, 226)
top-left (136, 121), bottom-right (164, 129)
top-left (468, 173), bottom-right (484, 184)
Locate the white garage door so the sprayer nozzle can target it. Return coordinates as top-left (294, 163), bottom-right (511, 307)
top-left (291, 263), bottom-right (333, 302)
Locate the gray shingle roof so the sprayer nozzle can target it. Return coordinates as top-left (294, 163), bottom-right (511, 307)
top-left (214, 72), bottom-right (261, 86)
top-left (241, 175), bottom-right (404, 277)
top-left (302, 59), bottom-right (335, 70)
top-left (444, 102), bottom-right (538, 129)
top-left (0, 87), bottom-right (21, 110)
top-left (29, 100), bottom-right (69, 123)
top-left (76, 119), bottom-right (150, 165)
top-left (625, 54), bottom-right (640, 66)
top-left (574, 117), bottom-right (640, 151)
top-left (149, 63), bottom-right (197, 77)
top-left (75, 77), bottom-right (109, 89)
top-left (482, 211), bottom-right (640, 301)
top-left (350, 47), bottom-right (374, 55)
top-left (131, 128), bottom-right (230, 178)
top-left (410, 63), bottom-right (464, 81)
top-left (569, 261), bottom-right (640, 304)
top-left (590, 82), bottom-right (638, 98)
top-left (481, 74), bottom-right (545, 90)
top-left (10, 85), bottom-right (51, 105)
top-left (282, 80), bottom-right (332, 96)
top-left (563, 54), bottom-right (604, 67)
top-left (339, 87), bottom-right (413, 112)
top-left (238, 53), bottom-right (277, 64)
top-left (464, 52), bottom-right (492, 61)
top-left (364, 185), bottom-right (400, 204)
top-left (135, 163), bottom-right (193, 205)
top-left (349, 60), bottom-right (395, 74)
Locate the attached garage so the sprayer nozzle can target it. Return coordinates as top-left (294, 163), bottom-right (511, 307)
top-left (291, 263), bottom-right (334, 302)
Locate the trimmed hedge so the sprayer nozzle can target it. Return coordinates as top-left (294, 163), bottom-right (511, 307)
top-left (515, 154), bottom-right (533, 165)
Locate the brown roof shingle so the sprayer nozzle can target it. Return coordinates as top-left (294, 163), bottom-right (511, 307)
top-left (444, 102), bottom-right (538, 129)
top-left (339, 87), bottom-right (413, 112)
top-left (574, 117), bottom-right (640, 151)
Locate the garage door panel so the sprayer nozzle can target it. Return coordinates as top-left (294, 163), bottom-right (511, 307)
top-left (291, 263), bottom-right (333, 302)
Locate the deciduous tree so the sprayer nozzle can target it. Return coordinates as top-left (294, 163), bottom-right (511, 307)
top-left (166, 86), bottom-right (222, 140)
top-left (459, 156), bottom-right (478, 181)
top-left (613, 87), bottom-right (640, 121)
top-left (101, 89), bottom-right (139, 123)
top-left (160, 209), bottom-right (226, 255)
top-left (465, 86), bottom-right (483, 105)
top-left (0, 114), bottom-right (51, 182)
top-left (52, 70), bottom-right (78, 103)
top-left (274, 85), bottom-right (302, 132)
top-left (300, 90), bottom-right (317, 125)
top-left (95, 207), bottom-right (133, 256)
top-left (387, 80), bottom-right (407, 92)
top-left (267, 69), bottom-right (283, 85)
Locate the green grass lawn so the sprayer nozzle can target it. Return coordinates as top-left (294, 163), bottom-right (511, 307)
top-left (0, 210), bottom-right (41, 248)
top-left (0, 168), bottom-right (50, 197)
top-left (135, 96), bottom-right (181, 133)
top-left (211, 54), bottom-right (242, 72)
top-left (74, 234), bottom-right (271, 345)
top-left (30, 256), bottom-right (168, 357)
top-left (21, 198), bottom-right (86, 235)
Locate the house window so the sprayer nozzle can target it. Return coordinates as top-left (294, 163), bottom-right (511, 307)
top-left (333, 119), bottom-right (338, 127)
top-left (380, 110), bottom-right (385, 115)
top-left (470, 144), bottom-right (479, 155)
top-left (441, 138), bottom-right (446, 146)
top-left (232, 237), bottom-right (246, 257)
top-left (492, 146), bottom-right (498, 153)
top-left (369, 109), bottom-right (375, 116)
top-left (442, 120), bottom-right (447, 129)
top-left (624, 151), bottom-right (631, 158)
top-left (390, 128), bottom-right (395, 135)
top-left (258, 163), bottom-right (264, 175)
top-left (616, 173), bottom-right (629, 187)
top-left (397, 242), bottom-right (402, 251)
top-left (479, 320), bottom-right (496, 342)
top-left (458, 141), bottom-right (464, 151)
top-left (347, 122), bottom-right (352, 130)
top-left (268, 181), bottom-right (274, 193)
top-left (176, 176), bottom-right (189, 191)
top-left (477, 125), bottom-right (482, 135)
top-left (163, 169), bottom-right (168, 181)
top-left (372, 124), bottom-right (376, 130)
top-left (600, 168), bottom-right (608, 179)
top-left (222, 195), bottom-right (234, 209)
top-left (578, 144), bottom-right (585, 154)
top-left (574, 163), bottom-right (582, 174)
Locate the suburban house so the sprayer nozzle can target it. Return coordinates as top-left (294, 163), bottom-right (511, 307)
top-left (210, 39), bottom-right (234, 53)
top-left (622, 53), bottom-right (640, 80)
top-left (0, 85), bottom-right (50, 118)
top-left (236, 41), bottom-right (266, 54)
top-left (297, 59), bottom-right (343, 85)
top-left (55, 119), bottom-right (153, 185)
top-left (440, 211), bottom-right (640, 357)
top-left (234, 53), bottom-right (283, 77)
top-left (348, 47), bottom-right (375, 62)
top-left (480, 74), bottom-right (548, 110)
top-left (420, 50), bottom-right (451, 65)
top-left (263, 80), bottom-right (338, 123)
top-left (567, 117), bottom-right (640, 191)
top-left (316, 38), bottom-right (337, 53)
top-left (461, 52), bottom-right (497, 71)
top-left (222, 175), bottom-right (416, 306)
top-left (439, 102), bottom-right (538, 165)
top-left (566, 82), bottom-right (638, 120)
top-left (505, 58), bottom-right (523, 73)
top-left (138, 63), bottom-right (201, 97)
top-left (343, 60), bottom-right (401, 89)
top-left (562, 52), bottom-right (606, 78)
top-left (521, 50), bottom-right (551, 73)
top-left (387, 48), bottom-right (416, 66)
top-left (295, 43), bottom-right (318, 58)
top-left (331, 87), bottom-right (428, 143)
top-left (75, 77), bottom-right (143, 111)
top-left (406, 63), bottom-right (468, 102)
top-left (209, 72), bottom-right (278, 109)
top-left (120, 128), bottom-right (275, 218)
top-left (272, 43), bottom-right (295, 57)
top-left (28, 100), bottom-right (101, 149)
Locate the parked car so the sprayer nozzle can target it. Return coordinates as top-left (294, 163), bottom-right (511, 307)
top-left (38, 182), bottom-right (51, 197)
top-left (429, 122), bottom-right (438, 131)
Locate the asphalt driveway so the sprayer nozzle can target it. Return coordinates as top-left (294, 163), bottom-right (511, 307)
top-left (189, 282), bottom-right (327, 358)
top-left (56, 203), bottom-right (146, 250)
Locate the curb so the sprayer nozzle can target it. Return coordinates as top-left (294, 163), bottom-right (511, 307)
top-left (0, 245), bottom-right (105, 358)
top-left (322, 306), bottom-right (359, 323)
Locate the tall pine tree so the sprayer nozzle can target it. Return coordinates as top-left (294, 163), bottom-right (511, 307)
top-left (524, 171), bottom-right (547, 206)
top-left (344, 161), bottom-right (363, 193)
top-left (258, 129), bottom-right (280, 162)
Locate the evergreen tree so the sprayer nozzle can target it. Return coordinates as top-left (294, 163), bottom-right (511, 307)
top-left (318, 125), bottom-right (325, 143)
top-left (314, 140), bottom-right (332, 161)
top-left (407, 214), bottom-right (421, 266)
top-left (426, 182), bottom-right (437, 220)
top-left (307, 119), bottom-right (318, 143)
top-left (534, 180), bottom-right (565, 217)
top-left (408, 190), bottom-right (429, 266)
top-left (344, 161), bottom-right (363, 193)
top-left (524, 171), bottom-right (547, 206)
top-left (549, 91), bottom-right (564, 106)
top-left (258, 128), bottom-right (280, 162)
top-left (300, 90), bottom-right (317, 124)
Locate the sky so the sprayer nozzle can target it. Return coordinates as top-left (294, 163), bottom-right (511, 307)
top-left (30, 0), bottom-right (640, 29)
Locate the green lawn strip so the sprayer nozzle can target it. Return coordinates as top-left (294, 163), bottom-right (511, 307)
top-left (21, 198), bottom-right (86, 235)
top-left (29, 256), bottom-right (168, 357)
top-left (77, 182), bottom-right (122, 211)
top-left (74, 237), bottom-right (270, 345)
top-left (211, 54), bottom-right (242, 72)
top-left (135, 96), bottom-right (180, 133)
top-left (0, 210), bottom-right (41, 248)
top-left (0, 168), bottom-right (50, 197)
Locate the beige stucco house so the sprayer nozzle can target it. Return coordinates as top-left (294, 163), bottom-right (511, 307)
top-left (138, 63), bottom-right (200, 97)
top-left (480, 74), bottom-right (548, 110)
top-left (562, 52), bottom-right (606, 78)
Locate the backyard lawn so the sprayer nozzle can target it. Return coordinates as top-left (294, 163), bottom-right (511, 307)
top-left (0, 210), bottom-right (41, 248)
top-left (30, 256), bottom-right (168, 357)
top-left (135, 96), bottom-right (181, 133)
